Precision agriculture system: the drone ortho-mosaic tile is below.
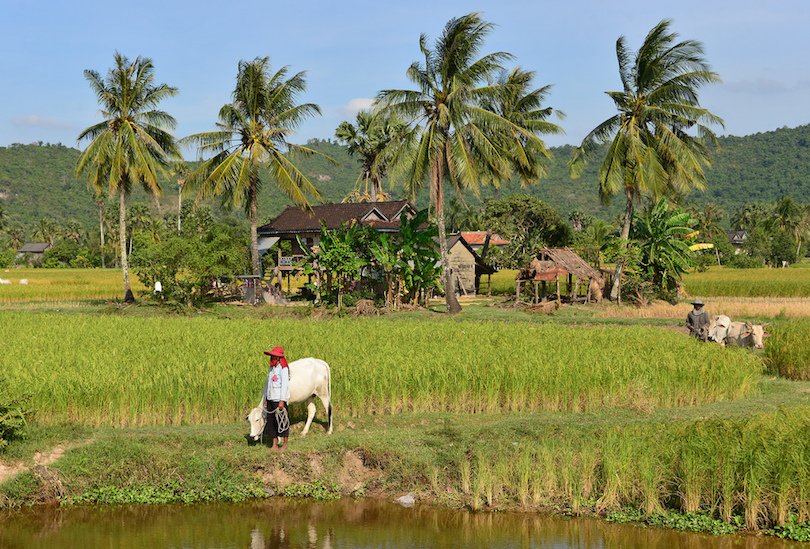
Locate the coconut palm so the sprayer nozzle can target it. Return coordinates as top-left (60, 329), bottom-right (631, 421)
top-left (481, 67), bottom-right (564, 187)
top-left (335, 111), bottom-right (413, 202)
top-left (33, 218), bottom-right (58, 246)
top-left (377, 13), bottom-right (556, 313)
top-left (570, 20), bottom-right (723, 301)
top-left (76, 52), bottom-right (179, 301)
top-left (184, 57), bottom-right (325, 278)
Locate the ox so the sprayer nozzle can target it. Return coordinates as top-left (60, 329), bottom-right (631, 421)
top-left (0, 278), bottom-right (10, 285)
top-left (246, 357), bottom-right (333, 443)
top-left (725, 321), bottom-right (768, 349)
top-left (709, 315), bottom-right (732, 344)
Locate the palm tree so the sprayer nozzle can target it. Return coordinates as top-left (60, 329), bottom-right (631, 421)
top-left (335, 111), bottom-right (412, 202)
top-left (6, 223), bottom-right (26, 251)
top-left (570, 20), bottom-right (723, 301)
top-left (694, 202), bottom-right (725, 265)
top-left (377, 13), bottom-right (556, 313)
top-left (33, 218), bottom-right (57, 246)
top-left (76, 52), bottom-right (179, 301)
top-left (0, 206), bottom-right (7, 233)
top-left (184, 57), bottom-right (325, 279)
top-left (62, 220), bottom-right (84, 244)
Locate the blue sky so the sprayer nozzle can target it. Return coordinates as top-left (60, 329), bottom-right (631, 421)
top-left (1, 0), bottom-right (808, 153)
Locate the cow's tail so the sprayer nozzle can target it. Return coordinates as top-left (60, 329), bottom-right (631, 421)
top-left (326, 360), bottom-right (333, 434)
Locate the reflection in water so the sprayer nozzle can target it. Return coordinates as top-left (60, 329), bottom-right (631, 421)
top-left (0, 499), bottom-right (804, 549)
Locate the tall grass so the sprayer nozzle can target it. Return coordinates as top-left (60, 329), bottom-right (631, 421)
top-left (684, 267), bottom-right (810, 297)
top-left (765, 319), bottom-right (810, 380)
top-left (462, 407), bottom-right (810, 529)
top-left (0, 311), bottom-right (762, 427)
top-left (594, 297), bottom-right (810, 320)
top-left (0, 269), bottom-right (144, 303)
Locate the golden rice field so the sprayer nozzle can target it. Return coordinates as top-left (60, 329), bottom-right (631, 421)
top-left (0, 311), bottom-right (762, 427)
top-left (683, 266), bottom-right (810, 297)
top-left (0, 269), bottom-right (144, 303)
top-left (593, 297), bottom-right (810, 320)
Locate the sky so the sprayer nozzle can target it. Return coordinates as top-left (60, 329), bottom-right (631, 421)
top-left (1, 0), bottom-right (809, 154)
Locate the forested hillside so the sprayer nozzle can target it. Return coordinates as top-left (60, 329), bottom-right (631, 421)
top-left (1, 124), bottom-right (809, 230)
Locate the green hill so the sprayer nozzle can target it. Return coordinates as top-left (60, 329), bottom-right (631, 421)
top-left (1, 124), bottom-right (809, 230)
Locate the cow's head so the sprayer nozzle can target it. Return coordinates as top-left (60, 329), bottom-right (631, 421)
top-left (246, 407), bottom-right (265, 441)
top-left (750, 324), bottom-right (767, 349)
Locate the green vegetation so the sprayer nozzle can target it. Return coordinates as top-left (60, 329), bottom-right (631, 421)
top-left (684, 266), bottom-right (810, 297)
top-left (184, 57), bottom-right (326, 279)
top-left (377, 12), bottom-right (564, 313)
top-left (0, 378), bottom-right (29, 450)
top-left (765, 319), bottom-right (810, 380)
top-left (0, 311), bottom-right (761, 426)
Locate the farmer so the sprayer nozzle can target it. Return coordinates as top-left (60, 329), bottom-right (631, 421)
top-left (686, 299), bottom-right (710, 342)
top-left (262, 346), bottom-right (291, 451)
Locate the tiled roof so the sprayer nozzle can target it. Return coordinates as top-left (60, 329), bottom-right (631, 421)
top-left (259, 201), bottom-right (414, 234)
top-left (460, 231), bottom-right (510, 246)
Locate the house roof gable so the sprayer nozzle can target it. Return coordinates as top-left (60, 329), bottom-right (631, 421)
top-left (258, 200), bottom-right (413, 234)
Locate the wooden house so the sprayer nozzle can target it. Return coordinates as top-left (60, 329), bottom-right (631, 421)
top-left (446, 234), bottom-right (497, 296)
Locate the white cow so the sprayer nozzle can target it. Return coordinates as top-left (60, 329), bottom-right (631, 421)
top-left (709, 315), bottom-right (732, 344)
top-left (247, 357), bottom-right (333, 442)
top-left (0, 278), bottom-right (10, 285)
top-left (725, 321), bottom-right (768, 349)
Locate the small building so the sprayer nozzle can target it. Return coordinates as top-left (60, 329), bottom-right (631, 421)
top-left (727, 230), bottom-right (748, 254)
top-left (516, 247), bottom-right (600, 304)
top-left (446, 234), bottom-right (497, 296)
top-left (459, 231), bottom-right (510, 253)
top-left (16, 242), bottom-right (50, 262)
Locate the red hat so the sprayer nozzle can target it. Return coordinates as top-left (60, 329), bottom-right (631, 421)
top-left (264, 346), bottom-right (285, 357)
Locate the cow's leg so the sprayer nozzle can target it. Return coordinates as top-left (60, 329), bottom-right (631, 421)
top-left (301, 400), bottom-right (317, 437)
top-left (318, 392), bottom-right (333, 435)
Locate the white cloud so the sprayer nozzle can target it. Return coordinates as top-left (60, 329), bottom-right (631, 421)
top-left (10, 115), bottom-right (73, 130)
top-left (342, 98), bottom-right (375, 116)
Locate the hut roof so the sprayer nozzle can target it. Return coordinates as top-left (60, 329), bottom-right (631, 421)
top-left (18, 242), bottom-right (50, 253)
top-left (538, 248), bottom-right (599, 280)
top-left (258, 201), bottom-right (414, 235)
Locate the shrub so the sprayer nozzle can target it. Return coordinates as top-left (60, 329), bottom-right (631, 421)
top-left (765, 319), bottom-right (810, 380)
top-left (0, 377), bottom-right (30, 451)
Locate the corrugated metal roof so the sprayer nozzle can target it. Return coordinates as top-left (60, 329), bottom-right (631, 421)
top-left (18, 242), bottom-right (50, 253)
top-left (460, 231), bottom-right (510, 246)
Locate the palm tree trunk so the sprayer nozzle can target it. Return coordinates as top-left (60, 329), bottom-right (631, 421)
top-left (177, 186), bottom-right (182, 234)
top-left (118, 191), bottom-right (133, 302)
top-left (98, 200), bottom-right (106, 269)
top-left (609, 189), bottom-right (634, 302)
top-left (433, 158), bottom-right (462, 314)
top-left (249, 183), bottom-right (261, 279)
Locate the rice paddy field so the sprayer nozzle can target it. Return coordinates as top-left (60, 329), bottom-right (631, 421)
top-left (684, 266), bottom-right (810, 298)
top-left (0, 269), bottom-right (144, 303)
top-left (0, 311), bottom-right (762, 427)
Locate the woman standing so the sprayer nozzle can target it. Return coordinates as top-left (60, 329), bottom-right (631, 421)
top-left (262, 346), bottom-right (290, 451)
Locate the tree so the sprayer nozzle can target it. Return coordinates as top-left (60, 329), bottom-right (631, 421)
top-left (570, 20), bottom-right (722, 301)
top-left (0, 206), bottom-right (7, 234)
top-left (335, 111), bottom-right (412, 202)
top-left (76, 53), bottom-right (179, 302)
top-left (632, 198), bottom-right (698, 296)
top-left (32, 218), bottom-right (58, 245)
top-left (693, 202), bottom-right (725, 265)
top-left (377, 13), bottom-right (558, 314)
top-left (483, 194), bottom-right (571, 268)
top-left (184, 57), bottom-right (326, 284)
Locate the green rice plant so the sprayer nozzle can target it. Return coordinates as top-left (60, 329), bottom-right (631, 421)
top-left (459, 458), bottom-right (471, 496)
top-left (684, 266), bottom-right (810, 298)
top-left (765, 319), bottom-right (810, 380)
top-left (517, 450), bottom-right (531, 506)
top-left (0, 312), bottom-right (763, 427)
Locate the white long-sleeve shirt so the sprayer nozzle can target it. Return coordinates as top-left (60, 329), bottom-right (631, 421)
top-left (264, 365), bottom-right (290, 402)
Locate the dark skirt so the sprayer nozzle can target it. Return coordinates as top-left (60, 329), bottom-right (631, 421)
top-left (263, 400), bottom-right (289, 439)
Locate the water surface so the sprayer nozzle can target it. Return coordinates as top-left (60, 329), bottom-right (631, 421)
top-left (0, 499), bottom-right (803, 548)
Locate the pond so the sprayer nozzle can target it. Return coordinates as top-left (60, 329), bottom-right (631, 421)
top-left (0, 499), bottom-right (803, 548)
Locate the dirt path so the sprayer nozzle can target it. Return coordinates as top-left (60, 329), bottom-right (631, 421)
top-left (0, 441), bottom-right (90, 485)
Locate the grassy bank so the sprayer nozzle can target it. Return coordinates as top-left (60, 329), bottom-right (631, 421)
top-left (2, 380), bottom-right (809, 537)
top-left (0, 311), bottom-right (762, 426)
top-left (0, 269), bottom-right (144, 303)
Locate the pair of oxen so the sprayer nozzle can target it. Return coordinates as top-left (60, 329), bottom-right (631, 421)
top-left (709, 315), bottom-right (768, 349)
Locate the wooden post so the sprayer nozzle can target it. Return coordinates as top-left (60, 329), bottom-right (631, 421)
top-left (556, 275), bottom-right (561, 305)
top-left (534, 281), bottom-right (539, 304)
top-left (574, 279), bottom-right (579, 303)
top-left (567, 274), bottom-right (573, 299)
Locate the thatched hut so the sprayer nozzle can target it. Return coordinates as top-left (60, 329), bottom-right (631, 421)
top-left (515, 248), bottom-right (602, 304)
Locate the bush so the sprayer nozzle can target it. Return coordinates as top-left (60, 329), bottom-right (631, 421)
top-left (765, 319), bottom-right (810, 380)
top-left (0, 377), bottom-right (29, 451)
top-left (727, 253), bottom-right (764, 269)
top-left (0, 247), bottom-right (14, 268)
